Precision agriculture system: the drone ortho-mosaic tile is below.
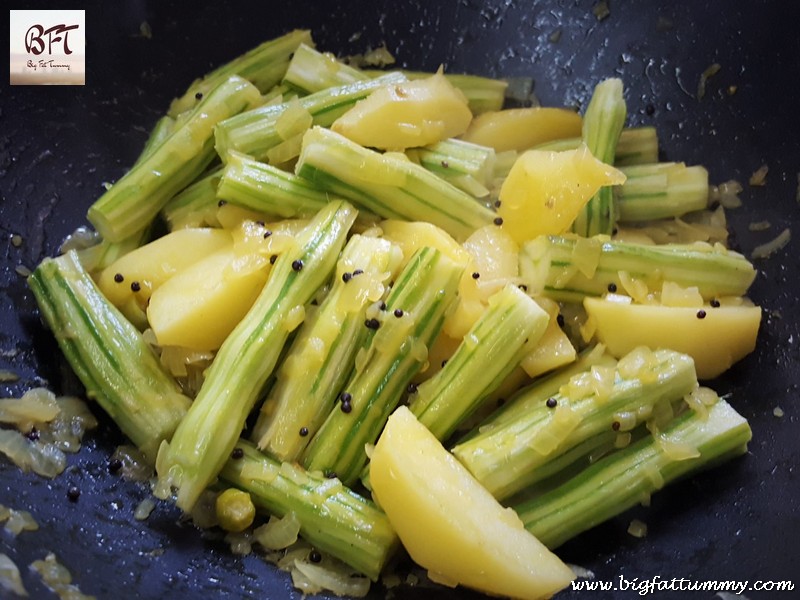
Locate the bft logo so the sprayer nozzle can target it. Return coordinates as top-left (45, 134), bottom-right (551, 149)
top-left (25, 23), bottom-right (80, 56)
top-left (10, 9), bottom-right (85, 85)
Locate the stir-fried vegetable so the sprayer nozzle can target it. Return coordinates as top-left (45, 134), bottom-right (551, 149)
top-left (19, 29), bottom-right (762, 600)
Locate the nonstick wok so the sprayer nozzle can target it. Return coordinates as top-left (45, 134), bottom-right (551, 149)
top-left (2, 1), bottom-right (799, 598)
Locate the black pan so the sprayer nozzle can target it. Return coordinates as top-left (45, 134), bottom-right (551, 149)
top-left (2, 1), bottom-right (799, 598)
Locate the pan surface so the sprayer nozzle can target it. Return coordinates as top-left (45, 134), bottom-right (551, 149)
top-left (1, 1), bottom-right (799, 598)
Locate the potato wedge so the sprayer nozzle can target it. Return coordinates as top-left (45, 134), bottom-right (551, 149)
top-left (498, 145), bottom-right (626, 244)
top-left (461, 107), bottom-right (582, 152)
top-left (370, 406), bottom-right (575, 600)
top-left (332, 71), bottom-right (472, 149)
top-left (584, 296), bottom-right (761, 379)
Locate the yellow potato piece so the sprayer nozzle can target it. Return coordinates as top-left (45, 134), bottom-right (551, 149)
top-left (98, 228), bottom-right (232, 310)
top-left (520, 298), bottom-right (576, 378)
top-left (498, 145), bottom-right (626, 244)
top-left (584, 297), bottom-right (761, 379)
top-left (331, 71), bottom-right (473, 149)
top-left (380, 220), bottom-right (470, 269)
top-left (371, 406), bottom-right (575, 600)
top-left (147, 247), bottom-right (270, 351)
top-left (461, 107), bottom-right (582, 152)
top-left (444, 225), bottom-right (519, 338)
top-left (461, 225), bottom-right (519, 301)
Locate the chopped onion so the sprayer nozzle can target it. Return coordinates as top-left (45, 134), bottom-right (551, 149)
top-left (359, 44), bottom-right (395, 68)
top-left (254, 513), bottom-right (301, 550)
top-left (686, 206), bottom-right (730, 243)
top-left (748, 220), bottom-right (771, 232)
top-left (773, 406), bottom-right (785, 418)
top-left (697, 63), bottom-right (721, 100)
top-left (710, 179), bottom-right (743, 208)
top-left (618, 271), bottom-right (649, 303)
top-left (30, 552), bottom-right (95, 600)
top-left (382, 572), bottom-right (402, 589)
top-left (409, 337), bottom-right (428, 363)
top-left (134, 498), bottom-right (156, 521)
top-left (270, 543), bottom-right (312, 570)
top-left (752, 228), bottom-right (790, 259)
top-left (552, 264), bottom-right (578, 290)
top-left (291, 557), bottom-right (370, 597)
top-left (636, 404), bottom-right (654, 421)
top-left (627, 519), bottom-right (648, 538)
top-left (563, 371), bottom-right (594, 399)
top-left (0, 370), bottom-right (19, 383)
top-left (654, 429), bottom-right (700, 461)
top-left (0, 553), bottom-right (28, 597)
top-left (284, 305), bottom-right (306, 332)
top-left (158, 345), bottom-right (214, 381)
top-left (399, 566), bottom-right (440, 589)
top-left (42, 396), bottom-right (98, 453)
top-left (239, 461), bottom-right (278, 484)
top-left (266, 132), bottom-right (305, 166)
top-left (225, 530), bottom-right (253, 555)
top-left (716, 295), bottom-right (749, 308)
top-left (648, 399), bottom-right (676, 430)
top-left (0, 429), bottom-right (66, 478)
top-left (279, 461), bottom-right (309, 486)
top-left (716, 193), bottom-right (741, 209)
top-left (0, 389), bottom-right (94, 476)
top-left (110, 445), bottom-right (152, 482)
top-left (589, 365), bottom-right (616, 401)
top-left (0, 388), bottom-right (59, 431)
top-left (572, 236), bottom-right (602, 278)
top-left (263, 540), bottom-right (371, 598)
top-left (342, 45), bottom-right (395, 69)
top-left (684, 386), bottom-right (718, 420)
top-left (59, 226), bottom-right (100, 254)
top-left (644, 466), bottom-right (665, 490)
top-left (617, 346), bottom-right (658, 380)
top-left (660, 281), bottom-right (704, 308)
top-left (0, 388), bottom-right (97, 452)
top-left (748, 164), bottom-right (768, 187)
top-left (530, 404), bottom-right (580, 455)
top-left (275, 99), bottom-right (313, 141)
top-left (628, 207), bottom-right (729, 246)
top-left (612, 227), bottom-right (656, 245)
top-left (3, 507), bottom-right (38, 536)
top-left (592, 1), bottom-right (610, 21)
